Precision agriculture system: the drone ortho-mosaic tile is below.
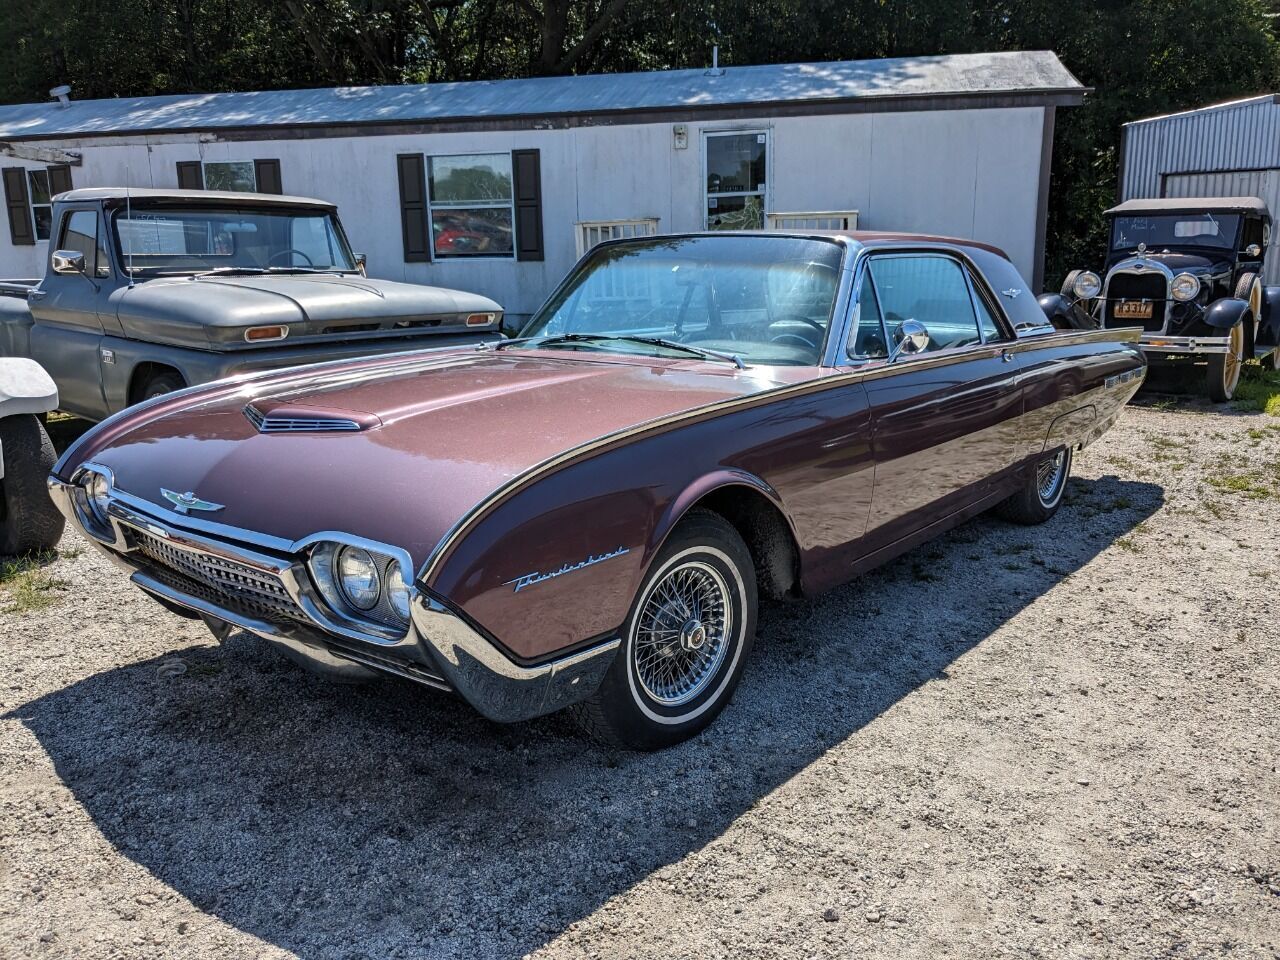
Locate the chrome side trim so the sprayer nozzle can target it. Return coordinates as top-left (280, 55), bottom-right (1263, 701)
top-left (411, 594), bottom-right (620, 723)
top-left (419, 325), bottom-right (1143, 583)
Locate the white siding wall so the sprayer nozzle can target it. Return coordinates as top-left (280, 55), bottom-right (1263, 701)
top-left (0, 105), bottom-right (1047, 316)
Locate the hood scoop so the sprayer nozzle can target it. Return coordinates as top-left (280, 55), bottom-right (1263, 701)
top-left (244, 401), bottom-right (380, 434)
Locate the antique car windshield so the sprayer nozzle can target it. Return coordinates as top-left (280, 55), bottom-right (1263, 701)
top-left (514, 235), bottom-right (844, 366)
top-left (113, 204), bottom-right (357, 277)
top-left (1110, 213), bottom-right (1241, 252)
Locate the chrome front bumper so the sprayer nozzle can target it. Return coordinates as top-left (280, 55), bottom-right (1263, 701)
top-left (47, 473), bottom-right (618, 723)
top-left (1138, 334), bottom-right (1230, 355)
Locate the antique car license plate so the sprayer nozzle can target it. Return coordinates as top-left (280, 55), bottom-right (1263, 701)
top-left (1114, 300), bottom-right (1153, 320)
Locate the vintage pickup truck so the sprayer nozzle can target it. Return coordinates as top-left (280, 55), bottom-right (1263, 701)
top-left (0, 188), bottom-right (503, 421)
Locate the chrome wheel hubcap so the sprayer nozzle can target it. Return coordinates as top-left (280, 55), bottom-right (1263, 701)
top-left (633, 561), bottom-right (731, 706)
top-left (1037, 451), bottom-right (1067, 506)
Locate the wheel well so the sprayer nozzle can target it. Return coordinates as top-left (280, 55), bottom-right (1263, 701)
top-left (690, 485), bottom-right (800, 600)
top-left (128, 362), bottom-right (185, 404)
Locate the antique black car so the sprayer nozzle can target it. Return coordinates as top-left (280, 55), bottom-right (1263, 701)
top-left (1053, 197), bottom-right (1280, 401)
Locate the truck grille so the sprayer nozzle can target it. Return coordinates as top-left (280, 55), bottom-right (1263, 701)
top-left (1105, 272), bottom-right (1167, 333)
top-left (132, 529), bottom-right (305, 623)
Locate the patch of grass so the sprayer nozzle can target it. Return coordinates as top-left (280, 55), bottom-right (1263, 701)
top-left (1206, 473), bottom-right (1278, 500)
top-left (1115, 536), bottom-right (1143, 553)
top-left (0, 552), bottom-right (68, 613)
top-left (1233, 367), bottom-right (1280, 416)
top-left (1001, 561), bottom-right (1025, 572)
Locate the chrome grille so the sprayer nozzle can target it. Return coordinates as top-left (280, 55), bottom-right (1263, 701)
top-left (132, 529), bottom-right (305, 623)
top-left (1105, 272), bottom-right (1167, 333)
top-left (245, 405), bottom-right (361, 434)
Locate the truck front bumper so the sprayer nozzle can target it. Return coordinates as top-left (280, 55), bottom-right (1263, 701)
top-left (1138, 335), bottom-right (1231, 356)
top-left (47, 470), bottom-right (618, 723)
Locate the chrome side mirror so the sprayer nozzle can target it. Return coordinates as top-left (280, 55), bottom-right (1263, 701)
top-left (353, 252), bottom-right (367, 276)
top-left (887, 319), bottom-right (930, 363)
top-left (51, 249), bottom-right (86, 275)
top-left (1245, 243), bottom-right (1262, 258)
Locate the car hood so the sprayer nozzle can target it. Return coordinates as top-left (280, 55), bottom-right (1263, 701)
top-left (72, 349), bottom-right (801, 571)
top-left (112, 274), bottom-right (502, 348)
top-left (1106, 251), bottom-right (1232, 276)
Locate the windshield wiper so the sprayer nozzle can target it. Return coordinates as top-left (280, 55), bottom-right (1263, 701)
top-left (191, 266), bottom-right (270, 278)
top-left (493, 333), bottom-right (746, 369)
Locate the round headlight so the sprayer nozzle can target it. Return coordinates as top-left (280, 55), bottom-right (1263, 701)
top-left (86, 471), bottom-right (111, 524)
top-left (1170, 273), bottom-right (1200, 302)
top-left (336, 546), bottom-right (380, 610)
top-left (1072, 271), bottom-right (1102, 300)
top-left (385, 561), bottom-right (411, 622)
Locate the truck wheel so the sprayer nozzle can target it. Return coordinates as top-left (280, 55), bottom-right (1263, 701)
top-left (0, 414), bottom-right (65, 555)
top-left (572, 510), bottom-right (757, 751)
top-left (139, 371), bottom-right (185, 401)
top-left (1206, 322), bottom-right (1245, 403)
top-left (996, 447), bottom-right (1072, 525)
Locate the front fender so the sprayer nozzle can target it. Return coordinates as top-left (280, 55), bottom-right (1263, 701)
top-left (1037, 293), bottom-right (1097, 331)
top-left (1202, 297), bottom-right (1251, 331)
top-left (648, 469), bottom-right (788, 566)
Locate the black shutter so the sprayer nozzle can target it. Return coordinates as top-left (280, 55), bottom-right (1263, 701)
top-left (396, 153), bottom-right (430, 263)
top-left (254, 158), bottom-right (282, 194)
top-left (47, 163), bottom-right (73, 197)
top-left (512, 149), bottom-right (543, 262)
top-left (176, 161), bottom-right (204, 190)
top-left (2, 168), bottom-right (35, 245)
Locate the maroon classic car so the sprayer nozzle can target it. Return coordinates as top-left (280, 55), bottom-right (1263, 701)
top-left (49, 232), bottom-right (1145, 749)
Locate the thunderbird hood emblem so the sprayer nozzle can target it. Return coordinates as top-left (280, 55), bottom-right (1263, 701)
top-left (161, 488), bottom-right (225, 515)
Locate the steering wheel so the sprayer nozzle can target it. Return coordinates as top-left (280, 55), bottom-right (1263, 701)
top-left (769, 314), bottom-right (826, 348)
top-left (267, 248), bottom-right (315, 267)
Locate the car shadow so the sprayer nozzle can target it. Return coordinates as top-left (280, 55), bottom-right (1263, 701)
top-left (7, 474), bottom-right (1163, 959)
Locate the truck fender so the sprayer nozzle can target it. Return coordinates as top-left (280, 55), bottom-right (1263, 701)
top-left (0, 358), bottom-right (58, 417)
top-left (1202, 297), bottom-right (1251, 332)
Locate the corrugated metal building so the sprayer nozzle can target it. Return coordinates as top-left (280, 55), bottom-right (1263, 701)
top-left (0, 50), bottom-right (1085, 317)
top-left (1120, 94), bottom-right (1280, 284)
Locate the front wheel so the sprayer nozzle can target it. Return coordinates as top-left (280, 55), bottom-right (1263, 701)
top-left (996, 447), bottom-right (1072, 525)
top-left (0, 414), bottom-right (65, 555)
top-left (1206, 321), bottom-right (1246, 403)
top-left (573, 510), bottom-right (757, 750)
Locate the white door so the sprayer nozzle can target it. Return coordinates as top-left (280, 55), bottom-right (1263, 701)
top-left (1162, 169), bottom-right (1280, 284)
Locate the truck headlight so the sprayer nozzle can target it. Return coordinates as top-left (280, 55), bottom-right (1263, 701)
top-left (337, 546), bottom-right (380, 610)
top-left (1072, 271), bottom-right (1102, 300)
top-left (1170, 273), bottom-right (1200, 302)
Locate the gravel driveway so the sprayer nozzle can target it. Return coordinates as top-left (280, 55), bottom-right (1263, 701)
top-left (2, 397), bottom-right (1278, 959)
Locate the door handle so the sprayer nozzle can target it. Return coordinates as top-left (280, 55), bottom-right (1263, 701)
top-left (27, 289), bottom-right (47, 301)
top-left (1000, 349), bottom-right (1014, 363)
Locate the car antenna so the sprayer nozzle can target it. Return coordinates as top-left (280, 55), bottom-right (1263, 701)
top-left (125, 164), bottom-right (135, 288)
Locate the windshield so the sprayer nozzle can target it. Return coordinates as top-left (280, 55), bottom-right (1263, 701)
top-left (1110, 213), bottom-right (1241, 252)
top-left (515, 235), bottom-right (844, 366)
top-left (113, 204), bottom-right (356, 277)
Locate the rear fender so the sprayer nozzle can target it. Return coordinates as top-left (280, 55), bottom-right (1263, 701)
top-left (1258, 285), bottom-right (1280, 348)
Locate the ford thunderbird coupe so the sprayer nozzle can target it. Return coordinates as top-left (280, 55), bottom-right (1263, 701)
top-left (49, 232), bottom-right (1145, 749)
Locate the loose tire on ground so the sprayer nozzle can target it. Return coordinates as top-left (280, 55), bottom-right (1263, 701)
top-left (573, 509), bottom-right (758, 750)
top-left (1206, 321), bottom-right (1246, 403)
top-left (0, 414), bottom-right (65, 555)
top-left (996, 447), bottom-right (1072, 525)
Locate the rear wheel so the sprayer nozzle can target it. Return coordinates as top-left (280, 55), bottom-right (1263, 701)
top-left (997, 447), bottom-right (1072, 525)
top-left (573, 510), bottom-right (757, 750)
top-left (0, 414), bottom-right (65, 555)
top-left (1206, 321), bottom-right (1245, 402)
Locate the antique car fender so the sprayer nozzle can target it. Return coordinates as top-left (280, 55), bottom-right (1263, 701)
top-left (1202, 297), bottom-right (1252, 332)
top-left (1037, 293), bottom-right (1097, 331)
top-left (1258, 285), bottom-right (1280, 348)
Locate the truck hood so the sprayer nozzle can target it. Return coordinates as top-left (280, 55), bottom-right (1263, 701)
top-left (112, 274), bottom-right (502, 348)
top-left (70, 349), bottom-right (801, 571)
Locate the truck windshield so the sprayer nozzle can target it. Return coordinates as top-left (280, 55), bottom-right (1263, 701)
top-left (114, 204), bottom-right (356, 277)
top-left (512, 235), bottom-right (844, 367)
top-left (1111, 213), bottom-right (1241, 252)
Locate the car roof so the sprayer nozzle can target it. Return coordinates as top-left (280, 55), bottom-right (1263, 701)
top-left (1105, 196), bottom-right (1268, 217)
top-left (613, 230), bottom-right (1011, 260)
top-left (53, 187), bottom-right (336, 209)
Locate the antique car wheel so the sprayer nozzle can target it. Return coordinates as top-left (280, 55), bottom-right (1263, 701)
top-left (573, 509), bottom-right (757, 750)
top-left (1206, 322), bottom-right (1245, 403)
top-left (996, 447), bottom-right (1072, 525)
top-left (1060, 270), bottom-right (1082, 298)
top-left (0, 414), bottom-right (65, 555)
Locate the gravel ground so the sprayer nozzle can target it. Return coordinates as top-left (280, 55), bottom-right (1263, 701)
top-left (2, 396), bottom-right (1278, 960)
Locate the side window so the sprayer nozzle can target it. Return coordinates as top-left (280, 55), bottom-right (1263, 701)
top-left (971, 283), bottom-right (1003, 342)
top-left (1241, 217), bottom-right (1264, 253)
top-left (849, 269), bottom-right (888, 357)
top-left (868, 255), bottom-right (981, 352)
top-left (58, 209), bottom-right (109, 278)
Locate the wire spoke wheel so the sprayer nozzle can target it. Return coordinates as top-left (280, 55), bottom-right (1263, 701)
top-left (1036, 450), bottom-right (1068, 507)
top-left (632, 560), bottom-right (731, 707)
top-left (1224, 323), bottom-right (1244, 396)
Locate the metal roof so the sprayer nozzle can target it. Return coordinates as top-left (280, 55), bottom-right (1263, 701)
top-left (1124, 93), bottom-right (1280, 126)
top-left (0, 50), bottom-right (1084, 142)
top-left (56, 187), bottom-right (334, 208)
top-left (1105, 196), bottom-right (1268, 216)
